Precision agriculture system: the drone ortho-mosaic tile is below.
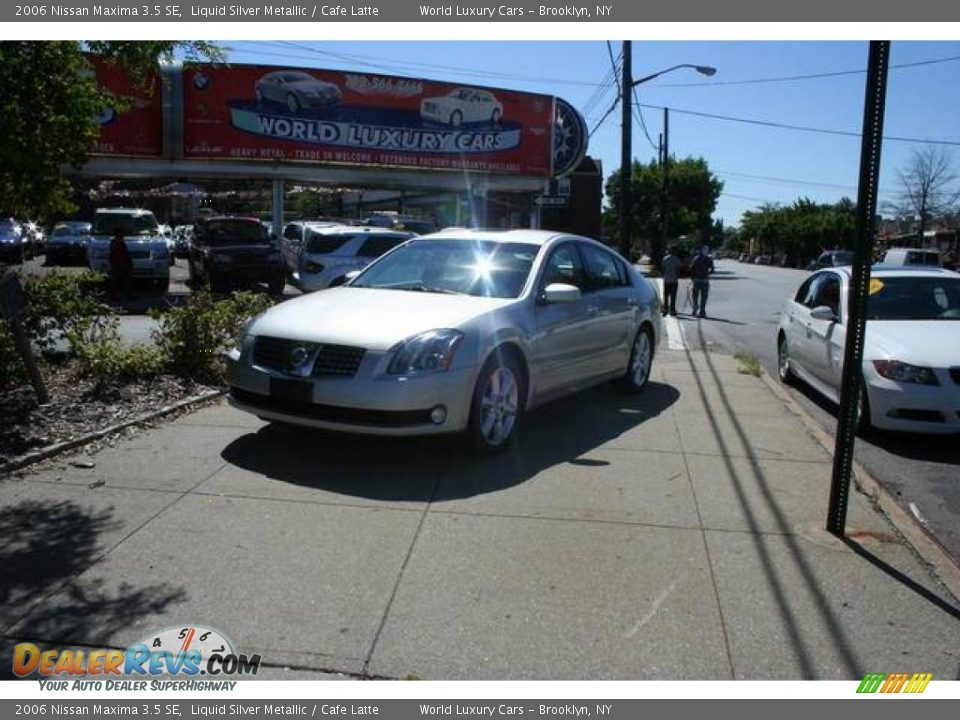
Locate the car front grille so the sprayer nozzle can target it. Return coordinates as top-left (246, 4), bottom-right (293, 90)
top-left (253, 336), bottom-right (365, 377)
top-left (312, 344), bottom-right (366, 377)
top-left (950, 367), bottom-right (960, 385)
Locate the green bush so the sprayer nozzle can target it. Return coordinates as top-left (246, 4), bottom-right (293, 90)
top-left (151, 290), bottom-right (274, 384)
top-left (20, 270), bottom-right (111, 353)
top-left (0, 319), bottom-right (26, 389)
top-left (74, 329), bottom-right (164, 388)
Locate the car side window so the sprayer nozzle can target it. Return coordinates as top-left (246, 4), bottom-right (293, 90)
top-left (579, 243), bottom-right (626, 291)
top-left (540, 243), bottom-right (585, 291)
top-left (357, 235), bottom-right (405, 259)
top-left (794, 277), bottom-right (815, 305)
top-left (811, 273), bottom-right (841, 318)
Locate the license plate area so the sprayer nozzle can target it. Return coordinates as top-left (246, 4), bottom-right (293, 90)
top-left (269, 377), bottom-right (313, 404)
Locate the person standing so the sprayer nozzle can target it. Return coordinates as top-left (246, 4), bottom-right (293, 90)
top-left (690, 246), bottom-right (712, 319)
top-left (661, 246), bottom-right (681, 316)
top-left (108, 229), bottom-right (133, 302)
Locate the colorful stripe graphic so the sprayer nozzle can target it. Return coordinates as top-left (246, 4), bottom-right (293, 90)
top-left (857, 673), bottom-right (932, 694)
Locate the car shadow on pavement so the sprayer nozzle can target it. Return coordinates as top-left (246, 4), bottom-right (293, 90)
top-left (0, 500), bottom-right (185, 679)
top-left (219, 381), bottom-right (680, 502)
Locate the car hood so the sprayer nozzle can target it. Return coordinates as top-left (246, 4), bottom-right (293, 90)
top-left (206, 243), bottom-right (273, 254)
top-left (866, 321), bottom-right (960, 367)
top-left (250, 287), bottom-right (511, 351)
top-left (88, 235), bottom-right (166, 248)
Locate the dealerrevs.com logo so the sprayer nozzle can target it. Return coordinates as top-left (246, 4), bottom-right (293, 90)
top-left (14, 626), bottom-right (261, 687)
top-left (856, 673), bottom-right (933, 694)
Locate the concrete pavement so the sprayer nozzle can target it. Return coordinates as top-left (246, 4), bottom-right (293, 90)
top-left (2, 346), bottom-right (959, 680)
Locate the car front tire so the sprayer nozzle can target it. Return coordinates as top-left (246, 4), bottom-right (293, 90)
top-left (619, 326), bottom-right (654, 393)
top-left (450, 110), bottom-right (463, 127)
top-left (287, 93), bottom-right (301, 114)
top-left (777, 333), bottom-right (795, 385)
top-left (468, 351), bottom-right (524, 453)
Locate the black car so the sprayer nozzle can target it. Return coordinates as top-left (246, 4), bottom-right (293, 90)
top-left (188, 216), bottom-right (285, 295)
top-left (45, 221), bottom-right (93, 265)
top-left (807, 250), bottom-right (853, 271)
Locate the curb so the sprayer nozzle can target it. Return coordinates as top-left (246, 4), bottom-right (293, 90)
top-left (758, 369), bottom-right (960, 602)
top-left (0, 389), bottom-right (224, 476)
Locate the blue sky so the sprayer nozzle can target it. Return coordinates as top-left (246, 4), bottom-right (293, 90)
top-left (224, 40), bottom-right (960, 227)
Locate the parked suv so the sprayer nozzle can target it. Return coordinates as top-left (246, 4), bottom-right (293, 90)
top-left (86, 208), bottom-right (171, 293)
top-left (189, 216), bottom-right (285, 295)
top-left (287, 226), bottom-right (415, 292)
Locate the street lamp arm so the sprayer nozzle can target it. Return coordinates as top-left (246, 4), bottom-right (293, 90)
top-left (631, 63), bottom-right (717, 88)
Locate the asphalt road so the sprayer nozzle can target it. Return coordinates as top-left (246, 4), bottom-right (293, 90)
top-left (669, 260), bottom-right (960, 565)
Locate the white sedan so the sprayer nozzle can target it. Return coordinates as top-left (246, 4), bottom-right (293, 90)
top-left (420, 88), bottom-right (503, 127)
top-left (777, 266), bottom-right (960, 434)
top-left (227, 230), bottom-right (661, 452)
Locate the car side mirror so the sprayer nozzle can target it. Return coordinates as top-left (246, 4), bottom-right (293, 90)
top-left (542, 283), bottom-right (581, 304)
top-left (810, 305), bottom-right (837, 322)
top-left (344, 270), bottom-right (362, 282)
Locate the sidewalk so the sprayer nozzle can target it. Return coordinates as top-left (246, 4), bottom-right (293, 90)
top-left (1, 346), bottom-right (958, 680)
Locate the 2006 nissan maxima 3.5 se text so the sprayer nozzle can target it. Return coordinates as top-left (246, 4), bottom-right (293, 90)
top-left (226, 229), bottom-right (662, 452)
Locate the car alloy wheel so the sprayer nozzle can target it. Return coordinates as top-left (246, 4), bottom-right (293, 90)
top-left (470, 354), bottom-right (523, 452)
top-left (450, 110), bottom-right (463, 128)
top-left (491, 109), bottom-right (502, 126)
top-left (287, 93), bottom-right (301, 114)
top-left (255, 87), bottom-right (264, 105)
top-left (777, 335), bottom-right (794, 385)
top-left (620, 327), bottom-right (653, 393)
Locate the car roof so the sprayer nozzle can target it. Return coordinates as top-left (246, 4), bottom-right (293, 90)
top-left (821, 265), bottom-right (956, 279)
top-left (423, 228), bottom-right (577, 247)
top-left (95, 207), bottom-right (154, 215)
top-left (308, 226), bottom-right (413, 238)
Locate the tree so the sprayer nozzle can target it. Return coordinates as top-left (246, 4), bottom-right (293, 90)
top-left (884, 144), bottom-right (960, 244)
top-left (737, 197), bottom-right (856, 266)
top-left (603, 156), bottom-right (723, 257)
top-left (0, 41), bottom-right (220, 220)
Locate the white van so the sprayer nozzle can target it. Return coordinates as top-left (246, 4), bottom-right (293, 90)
top-left (881, 247), bottom-right (942, 268)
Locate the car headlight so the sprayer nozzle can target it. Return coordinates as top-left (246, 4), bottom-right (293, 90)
top-left (872, 360), bottom-right (940, 386)
top-left (387, 329), bottom-right (464, 375)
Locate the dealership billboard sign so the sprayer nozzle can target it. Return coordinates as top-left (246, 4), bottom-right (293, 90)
top-left (182, 64), bottom-right (585, 178)
top-left (90, 57), bottom-right (163, 157)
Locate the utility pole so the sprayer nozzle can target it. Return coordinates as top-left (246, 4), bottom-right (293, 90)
top-left (657, 107), bottom-right (670, 270)
top-left (618, 40), bottom-right (632, 260)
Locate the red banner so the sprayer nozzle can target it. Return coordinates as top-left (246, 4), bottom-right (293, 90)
top-left (89, 58), bottom-right (163, 157)
top-left (183, 64), bottom-right (555, 176)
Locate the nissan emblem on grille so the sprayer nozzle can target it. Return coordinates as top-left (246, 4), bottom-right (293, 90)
top-left (287, 346), bottom-right (311, 372)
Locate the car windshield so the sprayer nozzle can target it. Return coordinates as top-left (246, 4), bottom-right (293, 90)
top-left (92, 214), bottom-right (158, 236)
top-left (867, 276), bottom-right (960, 320)
top-left (352, 239), bottom-right (540, 299)
top-left (200, 220), bottom-right (268, 244)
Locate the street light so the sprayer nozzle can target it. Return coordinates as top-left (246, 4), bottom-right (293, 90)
top-left (619, 42), bottom-right (717, 265)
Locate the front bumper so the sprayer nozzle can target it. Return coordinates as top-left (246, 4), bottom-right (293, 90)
top-left (226, 347), bottom-right (478, 436)
top-left (46, 242), bottom-right (87, 262)
top-left (866, 373), bottom-right (960, 434)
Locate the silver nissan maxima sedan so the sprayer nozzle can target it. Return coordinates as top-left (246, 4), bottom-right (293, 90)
top-left (226, 229), bottom-right (662, 452)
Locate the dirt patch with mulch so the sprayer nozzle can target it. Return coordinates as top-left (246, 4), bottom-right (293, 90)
top-left (0, 366), bottom-right (215, 468)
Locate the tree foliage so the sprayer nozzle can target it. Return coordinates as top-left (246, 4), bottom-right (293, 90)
top-left (0, 41), bottom-right (221, 220)
top-left (736, 197), bottom-right (857, 264)
top-left (603, 156), bottom-right (723, 253)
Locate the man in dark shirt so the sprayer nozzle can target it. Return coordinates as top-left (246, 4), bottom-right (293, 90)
top-left (690, 247), bottom-right (712, 319)
top-left (108, 230), bottom-right (133, 302)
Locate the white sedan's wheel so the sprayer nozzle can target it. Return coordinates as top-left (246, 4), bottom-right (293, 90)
top-left (777, 335), bottom-right (795, 385)
top-left (469, 354), bottom-right (523, 452)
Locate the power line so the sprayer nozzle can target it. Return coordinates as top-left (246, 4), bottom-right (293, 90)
top-left (637, 102), bottom-right (960, 147)
top-left (716, 169), bottom-right (858, 191)
top-left (589, 43), bottom-right (623, 138)
top-left (655, 54), bottom-right (960, 88)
